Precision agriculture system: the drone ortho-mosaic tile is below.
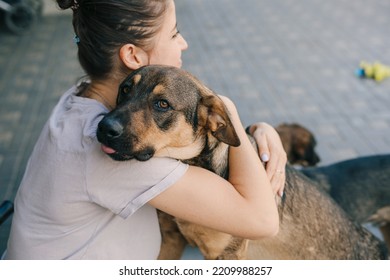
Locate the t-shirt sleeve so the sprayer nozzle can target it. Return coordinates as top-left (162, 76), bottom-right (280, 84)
top-left (85, 145), bottom-right (189, 219)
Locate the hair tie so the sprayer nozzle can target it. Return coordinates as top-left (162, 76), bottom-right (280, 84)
top-left (73, 35), bottom-right (80, 44)
top-left (71, 0), bottom-right (79, 11)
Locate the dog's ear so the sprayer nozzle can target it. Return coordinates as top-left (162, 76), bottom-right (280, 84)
top-left (200, 95), bottom-right (241, 147)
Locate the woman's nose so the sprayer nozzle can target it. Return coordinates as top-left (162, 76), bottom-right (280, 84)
top-left (179, 34), bottom-right (189, 51)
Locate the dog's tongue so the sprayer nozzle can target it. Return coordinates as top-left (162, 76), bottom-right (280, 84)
top-left (101, 144), bottom-right (116, 154)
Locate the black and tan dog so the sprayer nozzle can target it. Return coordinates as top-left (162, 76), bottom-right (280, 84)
top-left (97, 65), bottom-right (388, 260)
top-left (301, 155), bottom-right (390, 252)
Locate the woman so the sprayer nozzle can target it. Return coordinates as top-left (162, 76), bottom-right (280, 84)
top-left (5, 0), bottom-right (286, 259)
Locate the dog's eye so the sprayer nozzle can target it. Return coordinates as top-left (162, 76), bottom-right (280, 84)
top-left (154, 100), bottom-right (171, 112)
top-left (122, 86), bottom-right (131, 95)
top-left (117, 85), bottom-right (132, 104)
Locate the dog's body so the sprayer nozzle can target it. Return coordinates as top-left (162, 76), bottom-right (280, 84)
top-left (301, 155), bottom-right (390, 223)
top-left (301, 155), bottom-right (390, 251)
top-left (97, 65), bottom-right (388, 260)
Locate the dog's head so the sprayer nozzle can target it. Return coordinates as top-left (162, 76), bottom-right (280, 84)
top-left (275, 123), bottom-right (320, 166)
top-left (97, 65), bottom-right (240, 161)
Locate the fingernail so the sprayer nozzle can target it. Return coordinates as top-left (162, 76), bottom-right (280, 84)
top-left (260, 153), bottom-right (269, 162)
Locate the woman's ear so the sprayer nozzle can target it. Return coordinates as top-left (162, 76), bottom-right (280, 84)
top-left (119, 44), bottom-right (149, 70)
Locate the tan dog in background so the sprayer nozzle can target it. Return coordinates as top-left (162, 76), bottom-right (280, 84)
top-left (275, 123), bottom-right (320, 166)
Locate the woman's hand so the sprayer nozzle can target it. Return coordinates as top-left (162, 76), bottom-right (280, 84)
top-left (246, 122), bottom-right (287, 197)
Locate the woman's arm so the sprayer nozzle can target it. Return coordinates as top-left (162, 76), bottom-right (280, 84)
top-left (149, 97), bottom-right (279, 239)
top-left (246, 122), bottom-right (287, 197)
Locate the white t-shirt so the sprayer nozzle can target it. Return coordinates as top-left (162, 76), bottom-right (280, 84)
top-left (5, 86), bottom-right (188, 259)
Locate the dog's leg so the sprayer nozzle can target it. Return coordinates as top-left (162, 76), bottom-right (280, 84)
top-left (157, 210), bottom-right (188, 260)
top-left (380, 224), bottom-right (390, 253)
top-left (369, 206), bottom-right (390, 253)
top-left (217, 237), bottom-right (248, 260)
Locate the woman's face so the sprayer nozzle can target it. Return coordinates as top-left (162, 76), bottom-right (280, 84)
top-left (147, 0), bottom-right (188, 68)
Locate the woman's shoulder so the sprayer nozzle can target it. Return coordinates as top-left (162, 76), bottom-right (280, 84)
top-left (47, 85), bottom-right (108, 146)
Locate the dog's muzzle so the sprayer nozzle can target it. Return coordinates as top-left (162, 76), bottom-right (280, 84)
top-left (97, 117), bottom-right (124, 142)
top-left (96, 116), bottom-right (155, 161)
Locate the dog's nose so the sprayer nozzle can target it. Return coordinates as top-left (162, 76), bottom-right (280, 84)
top-left (97, 117), bottom-right (124, 139)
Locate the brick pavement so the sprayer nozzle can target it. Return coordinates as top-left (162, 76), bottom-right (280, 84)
top-left (1, 0), bottom-right (390, 256)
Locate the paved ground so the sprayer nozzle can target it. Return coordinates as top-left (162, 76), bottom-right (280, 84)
top-left (1, 0), bottom-right (390, 258)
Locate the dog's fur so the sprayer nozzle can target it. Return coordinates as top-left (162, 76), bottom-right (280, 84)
top-left (97, 65), bottom-right (388, 260)
top-left (275, 123), bottom-right (320, 166)
top-left (301, 155), bottom-right (390, 251)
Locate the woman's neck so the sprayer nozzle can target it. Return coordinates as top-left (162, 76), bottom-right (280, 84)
top-left (84, 80), bottom-right (119, 111)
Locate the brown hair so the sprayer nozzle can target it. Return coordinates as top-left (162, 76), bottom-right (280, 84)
top-left (56, 0), bottom-right (170, 80)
